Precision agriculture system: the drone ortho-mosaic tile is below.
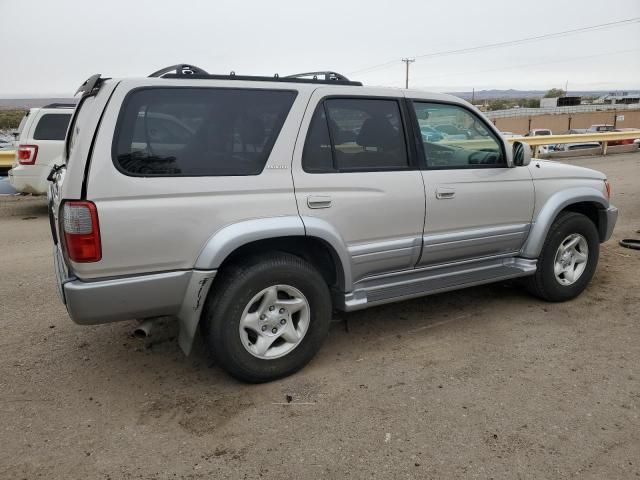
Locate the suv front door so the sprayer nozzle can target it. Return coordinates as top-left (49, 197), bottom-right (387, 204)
top-left (292, 90), bottom-right (426, 286)
top-left (409, 100), bottom-right (534, 266)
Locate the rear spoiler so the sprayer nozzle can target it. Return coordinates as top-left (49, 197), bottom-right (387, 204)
top-left (74, 74), bottom-right (104, 96)
top-left (64, 74), bottom-right (109, 161)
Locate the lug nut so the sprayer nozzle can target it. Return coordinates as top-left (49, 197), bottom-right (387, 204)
top-left (279, 308), bottom-right (286, 314)
top-left (272, 327), bottom-right (278, 334)
top-left (280, 318), bottom-right (286, 325)
top-left (261, 325), bottom-right (267, 331)
top-left (269, 306), bottom-right (275, 311)
top-left (260, 314), bottom-right (266, 320)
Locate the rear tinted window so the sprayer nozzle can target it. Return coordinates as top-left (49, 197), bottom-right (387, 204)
top-left (33, 113), bottom-right (72, 140)
top-left (113, 88), bottom-right (297, 176)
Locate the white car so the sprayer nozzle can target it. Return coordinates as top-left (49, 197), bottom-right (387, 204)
top-left (500, 131), bottom-right (519, 139)
top-left (8, 104), bottom-right (74, 194)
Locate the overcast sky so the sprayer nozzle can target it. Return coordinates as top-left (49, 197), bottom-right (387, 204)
top-left (1, 0), bottom-right (639, 96)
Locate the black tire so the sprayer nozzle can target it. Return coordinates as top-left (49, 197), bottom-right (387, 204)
top-left (202, 252), bottom-right (332, 383)
top-left (524, 211), bottom-right (599, 302)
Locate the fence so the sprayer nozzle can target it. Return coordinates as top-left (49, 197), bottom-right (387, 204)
top-left (486, 103), bottom-right (640, 120)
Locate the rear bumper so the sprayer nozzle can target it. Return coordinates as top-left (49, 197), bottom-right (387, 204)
top-left (60, 268), bottom-right (217, 355)
top-left (8, 164), bottom-right (49, 195)
top-left (599, 205), bottom-right (618, 242)
top-left (63, 271), bottom-right (194, 325)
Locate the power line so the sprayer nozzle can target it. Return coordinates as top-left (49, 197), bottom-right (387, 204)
top-left (348, 17), bottom-right (640, 75)
top-left (405, 48), bottom-right (640, 84)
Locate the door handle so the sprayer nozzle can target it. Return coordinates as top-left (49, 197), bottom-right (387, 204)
top-left (307, 195), bottom-right (332, 209)
top-left (435, 187), bottom-right (456, 199)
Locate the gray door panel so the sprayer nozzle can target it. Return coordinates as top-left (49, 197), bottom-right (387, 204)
top-left (419, 168), bottom-right (534, 266)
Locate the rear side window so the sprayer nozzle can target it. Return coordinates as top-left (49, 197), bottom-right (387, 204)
top-left (33, 113), bottom-right (72, 140)
top-left (113, 88), bottom-right (297, 176)
top-left (302, 98), bottom-right (409, 173)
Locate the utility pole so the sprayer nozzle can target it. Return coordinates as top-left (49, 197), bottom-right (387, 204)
top-left (402, 58), bottom-right (415, 89)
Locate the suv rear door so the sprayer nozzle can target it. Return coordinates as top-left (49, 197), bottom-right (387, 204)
top-left (292, 88), bottom-right (426, 285)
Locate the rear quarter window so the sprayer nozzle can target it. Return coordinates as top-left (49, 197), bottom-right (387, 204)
top-left (33, 113), bottom-right (72, 140)
top-left (113, 87), bottom-right (297, 176)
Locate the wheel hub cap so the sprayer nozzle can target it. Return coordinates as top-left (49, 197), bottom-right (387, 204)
top-left (239, 284), bottom-right (310, 359)
top-left (553, 233), bottom-right (589, 286)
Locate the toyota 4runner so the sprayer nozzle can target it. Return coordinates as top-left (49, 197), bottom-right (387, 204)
top-left (48, 65), bottom-right (618, 382)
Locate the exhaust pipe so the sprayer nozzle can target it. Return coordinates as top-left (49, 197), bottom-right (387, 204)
top-left (133, 318), bottom-right (156, 339)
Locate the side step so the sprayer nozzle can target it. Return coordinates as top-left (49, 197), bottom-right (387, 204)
top-left (339, 257), bottom-right (536, 311)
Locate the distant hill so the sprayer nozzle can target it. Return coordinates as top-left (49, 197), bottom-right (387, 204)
top-left (0, 98), bottom-right (78, 110)
top-left (445, 89), bottom-right (636, 100)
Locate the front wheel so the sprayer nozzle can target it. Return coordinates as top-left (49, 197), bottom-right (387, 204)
top-left (202, 252), bottom-right (332, 383)
top-left (525, 211), bottom-right (600, 302)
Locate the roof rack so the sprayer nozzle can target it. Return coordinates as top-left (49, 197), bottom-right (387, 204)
top-left (150, 64), bottom-right (362, 86)
top-left (149, 64), bottom-right (210, 77)
top-left (284, 71), bottom-right (351, 82)
top-left (43, 102), bottom-right (77, 109)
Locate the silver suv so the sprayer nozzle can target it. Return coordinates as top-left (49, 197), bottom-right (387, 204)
top-left (48, 65), bottom-right (618, 382)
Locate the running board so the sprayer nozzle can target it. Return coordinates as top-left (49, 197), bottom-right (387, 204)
top-left (339, 257), bottom-right (537, 311)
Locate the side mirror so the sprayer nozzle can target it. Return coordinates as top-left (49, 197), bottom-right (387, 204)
top-left (513, 141), bottom-right (532, 167)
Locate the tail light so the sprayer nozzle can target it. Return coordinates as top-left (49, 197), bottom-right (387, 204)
top-left (62, 201), bottom-right (101, 262)
top-left (17, 144), bottom-right (38, 165)
top-left (604, 180), bottom-right (611, 200)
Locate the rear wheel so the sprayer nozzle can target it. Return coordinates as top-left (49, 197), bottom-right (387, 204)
top-left (525, 211), bottom-right (599, 302)
top-left (202, 252), bottom-right (331, 383)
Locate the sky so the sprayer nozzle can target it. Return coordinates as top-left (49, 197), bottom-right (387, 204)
top-left (1, 0), bottom-right (639, 96)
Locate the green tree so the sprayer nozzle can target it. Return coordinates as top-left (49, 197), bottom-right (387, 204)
top-left (544, 88), bottom-right (566, 98)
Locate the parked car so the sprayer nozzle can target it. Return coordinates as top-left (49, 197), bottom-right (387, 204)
top-left (8, 104), bottom-right (74, 194)
top-left (525, 128), bottom-right (552, 136)
top-left (433, 123), bottom-right (470, 140)
top-left (48, 66), bottom-right (618, 383)
top-left (524, 129), bottom-right (553, 154)
top-left (553, 142), bottom-right (601, 152)
top-left (499, 131), bottom-right (519, 139)
top-left (0, 136), bottom-right (13, 150)
top-left (419, 125), bottom-right (444, 142)
top-left (587, 124), bottom-right (614, 133)
top-left (608, 128), bottom-right (640, 146)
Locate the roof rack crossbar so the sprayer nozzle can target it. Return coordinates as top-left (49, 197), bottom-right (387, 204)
top-left (149, 64), bottom-right (209, 78)
top-left (284, 71), bottom-right (351, 82)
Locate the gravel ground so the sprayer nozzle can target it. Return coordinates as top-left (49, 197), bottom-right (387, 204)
top-left (0, 154), bottom-right (639, 479)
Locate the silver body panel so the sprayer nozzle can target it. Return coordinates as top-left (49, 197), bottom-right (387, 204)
top-left (341, 256), bottom-right (537, 311)
top-left (47, 78), bottom-right (618, 355)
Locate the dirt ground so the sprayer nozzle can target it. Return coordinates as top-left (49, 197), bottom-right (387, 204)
top-left (1, 154), bottom-right (639, 479)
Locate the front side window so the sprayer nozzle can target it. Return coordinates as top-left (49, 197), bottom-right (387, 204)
top-left (412, 102), bottom-right (504, 169)
top-left (113, 88), bottom-right (297, 176)
top-left (33, 113), bottom-right (72, 140)
top-left (303, 98), bottom-right (409, 173)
